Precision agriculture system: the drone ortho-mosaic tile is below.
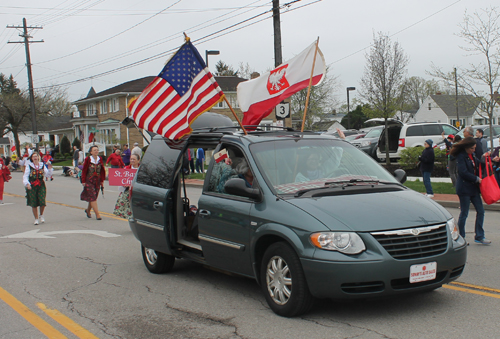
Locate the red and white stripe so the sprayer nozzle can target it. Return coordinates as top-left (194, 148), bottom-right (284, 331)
top-left (131, 70), bottom-right (223, 140)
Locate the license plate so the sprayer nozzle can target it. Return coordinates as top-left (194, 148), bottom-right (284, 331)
top-left (409, 262), bottom-right (437, 283)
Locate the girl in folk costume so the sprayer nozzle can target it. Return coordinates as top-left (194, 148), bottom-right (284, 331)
top-left (113, 153), bottom-right (140, 219)
top-left (42, 152), bottom-right (54, 181)
top-left (0, 156), bottom-right (12, 204)
top-left (81, 145), bottom-right (106, 220)
top-left (23, 152), bottom-right (53, 224)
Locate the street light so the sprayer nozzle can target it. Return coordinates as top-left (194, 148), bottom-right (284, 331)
top-left (205, 50), bottom-right (220, 68)
top-left (346, 87), bottom-right (356, 129)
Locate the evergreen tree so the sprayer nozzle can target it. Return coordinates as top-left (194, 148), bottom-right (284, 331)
top-left (60, 135), bottom-right (71, 155)
top-left (72, 137), bottom-right (81, 150)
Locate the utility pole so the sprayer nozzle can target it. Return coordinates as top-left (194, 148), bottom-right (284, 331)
top-left (7, 18), bottom-right (43, 150)
top-left (454, 68), bottom-right (459, 129)
top-left (272, 0), bottom-right (292, 128)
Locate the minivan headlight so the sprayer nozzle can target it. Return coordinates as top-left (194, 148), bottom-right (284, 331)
top-left (310, 232), bottom-right (366, 254)
top-left (360, 140), bottom-right (371, 147)
top-left (447, 218), bottom-right (460, 241)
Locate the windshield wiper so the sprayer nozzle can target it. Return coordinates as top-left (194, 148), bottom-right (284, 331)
top-left (294, 184), bottom-right (343, 197)
top-left (325, 179), bottom-right (380, 186)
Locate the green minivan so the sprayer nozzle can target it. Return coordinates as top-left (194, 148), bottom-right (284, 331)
top-left (129, 126), bottom-right (467, 317)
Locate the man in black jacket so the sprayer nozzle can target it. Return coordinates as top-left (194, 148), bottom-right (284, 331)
top-left (419, 139), bottom-right (435, 198)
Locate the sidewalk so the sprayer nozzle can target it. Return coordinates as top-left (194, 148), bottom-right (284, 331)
top-left (184, 178), bottom-right (500, 211)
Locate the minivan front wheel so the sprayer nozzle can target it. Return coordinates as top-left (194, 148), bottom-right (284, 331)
top-left (260, 242), bottom-right (314, 317)
top-left (141, 245), bottom-right (175, 274)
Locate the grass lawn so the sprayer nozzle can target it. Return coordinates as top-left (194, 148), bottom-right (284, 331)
top-left (404, 180), bottom-right (456, 194)
top-left (52, 159), bottom-right (73, 166)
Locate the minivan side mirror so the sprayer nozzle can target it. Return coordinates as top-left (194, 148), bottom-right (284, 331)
top-left (224, 178), bottom-right (262, 201)
top-left (393, 169), bottom-right (407, 184)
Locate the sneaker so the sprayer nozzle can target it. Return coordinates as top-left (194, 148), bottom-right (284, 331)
top-left (474, 238), bottom-right (492, 245)
top-left (40, 215), bottom-right (45, 223)
top-left (34, 219), bottom-right (39, 225)
top-left (425, 194), bottom-right (434, 198)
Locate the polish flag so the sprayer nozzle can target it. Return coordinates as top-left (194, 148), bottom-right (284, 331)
top-left (237, 41), bottom-right (325, 127)
top-left (214, 149), bottom-right (228, 163)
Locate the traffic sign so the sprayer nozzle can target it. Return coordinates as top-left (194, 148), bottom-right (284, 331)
top-left (275, 102), bottom-right (290, 120)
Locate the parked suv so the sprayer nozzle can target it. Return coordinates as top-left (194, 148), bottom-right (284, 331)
top-left (129, 125), bottom-right (466, 317)
top-left (367, 119), bottom-right (459, 160)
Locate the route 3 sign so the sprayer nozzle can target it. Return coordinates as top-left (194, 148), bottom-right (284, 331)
top-left (275, 102), bottom-right (290, 120)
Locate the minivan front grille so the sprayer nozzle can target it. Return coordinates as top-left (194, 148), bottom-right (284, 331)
top-left (371, 224), bottom-right (448, 260)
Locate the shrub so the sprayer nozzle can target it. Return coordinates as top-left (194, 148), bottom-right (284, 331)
top-left (71, 137), bottom-right (82, 150)
top-left (60, 135), bottom-right (71, 155)
top-left (398, 147), bottom-right (448, 170)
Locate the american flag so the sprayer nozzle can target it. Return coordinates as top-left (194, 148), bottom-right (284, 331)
top-left (130, 41), bottom-right (224, 140)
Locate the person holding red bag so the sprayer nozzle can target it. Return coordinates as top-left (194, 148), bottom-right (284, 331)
top-left (450, 137), bottom-right (491, 245)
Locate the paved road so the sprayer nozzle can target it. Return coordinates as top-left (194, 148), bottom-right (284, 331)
top-left (1, 170), bottom-right (499, 339)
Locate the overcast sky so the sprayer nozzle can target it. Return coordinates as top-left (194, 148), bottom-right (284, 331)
top-left (0, 0), bottom-right (497, 105)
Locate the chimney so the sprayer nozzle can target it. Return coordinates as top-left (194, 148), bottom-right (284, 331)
top-left (435, 92), bottom-right (442, 95)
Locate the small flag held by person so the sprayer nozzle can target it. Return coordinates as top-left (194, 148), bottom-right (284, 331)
top-left (237, 41), bottom-right (326, 128)
top-left (214, 149), bottom-right (228, 163)
top-left (130, 39), bottom-right (224, 140)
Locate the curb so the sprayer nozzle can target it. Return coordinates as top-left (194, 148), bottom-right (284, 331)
top-left (434, 200), bottom-right (500, 211)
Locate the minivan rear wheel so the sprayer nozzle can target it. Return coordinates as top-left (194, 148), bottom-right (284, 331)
top-left (141, 245), bottom-right (175, 274)
top-left (260, 242), bottom-right (314, 317)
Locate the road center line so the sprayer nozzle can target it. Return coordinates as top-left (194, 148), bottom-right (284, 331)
top-left (443, 284), bottom-right (500, 299)
top-left (0, 286), bottom-right (68, 339)
top-left (37, 303), bottom-right (99, 339)
top-left (449, 281), bottom-right (500, 294)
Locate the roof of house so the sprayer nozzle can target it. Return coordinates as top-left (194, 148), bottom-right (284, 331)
top-left (431, 94), bottom-right (481, 117)
top-left (39, 115), bottom-right (74, 132)
top-left (215, 76), bottom-right (247, 91)
top-left (74, 75), bottom-right (249, 104)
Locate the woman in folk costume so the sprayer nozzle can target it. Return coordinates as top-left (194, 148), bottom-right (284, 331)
top-left (0, 156), bottom-right (12, 204)
top-left (23, 152), bottom-right (53, 224)
top-left (81, 145), bottom-right (106, 220)
top-left (113, 153), bottom-right (140, 219)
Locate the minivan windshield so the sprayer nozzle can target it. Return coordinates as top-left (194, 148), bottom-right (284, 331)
top-left (364, 127), bottom-right (382, 138)
top-left (250, 138), bottom-right (399, 194)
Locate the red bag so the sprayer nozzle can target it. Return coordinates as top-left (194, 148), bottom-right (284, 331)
top-left (479, 157), bottom-right (500, 205)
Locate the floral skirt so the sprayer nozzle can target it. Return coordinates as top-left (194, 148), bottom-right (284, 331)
top-left (26, 184), bottom-right (46, 207)
top-left (80, 176), bottom-right (100, 202)
top-left (113, 188), bottom-right (131, 219)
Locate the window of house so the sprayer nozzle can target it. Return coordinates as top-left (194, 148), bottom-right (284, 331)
top-left (101, 100), bottom-right (108, 114)
top-left (110, 98), bottom-right (119, 112)
top-left (428, 103), bottom-right (431, 110)
top-left (87, 103), bottom-right (96, 116)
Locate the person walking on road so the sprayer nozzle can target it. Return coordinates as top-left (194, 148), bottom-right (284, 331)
top-left (131, 142), bottom-right (142, 158)
top-left (72, 146), bottom-right (81, 168)
top-left (23, 152), bottom-right (53, 225)
top-left (196, 148), bottom-right (205, 173)
top-left (0, 156), bottom-right (12, 204)
top-left (442, 132), bottom-right (461, 186)
top-left (450, 137), bottom-right (491, 245)
top-left (121, 144), bottom-right (131, 166)
top-left (419, 139), bottom-right (435, 198)
top-left (113, 153), bottom-right (140, 219)
top-left (81, 145), bottom-right (106, 220)
top-left (106, 149), bottom-right (125, 168)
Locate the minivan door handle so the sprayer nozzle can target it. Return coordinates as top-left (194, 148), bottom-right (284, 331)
top-left (153, 201), bottom-right (164, 209)
top-left (198, 209), bottom-right (211, 218)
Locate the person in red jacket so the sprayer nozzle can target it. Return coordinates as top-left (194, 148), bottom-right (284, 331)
top-left (80, 145), bottom-right (106, 220)
top-left (106, 149), bottom-right (125, 168)
top-left (0, 157), bottom-right (12, 204)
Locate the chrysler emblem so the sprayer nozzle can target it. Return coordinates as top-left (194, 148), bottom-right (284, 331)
top-left (411, 229), bottom-right (421, 235)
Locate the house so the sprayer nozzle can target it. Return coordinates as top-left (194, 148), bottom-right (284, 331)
top-left (414, 94), bottom-right (499, 127)
top-left (72, 75), bottom-right (252, 152)
top-left (4, 115), bottom-right (74, 156)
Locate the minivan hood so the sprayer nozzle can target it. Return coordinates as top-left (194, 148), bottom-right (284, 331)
top-left (286, 189), bottom-right (449, 232)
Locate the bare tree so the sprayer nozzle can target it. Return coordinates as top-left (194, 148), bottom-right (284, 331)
top-left (360, 32), bottom-right (409, 164)
top-left (431, 7), bottom-right (500, 149)
top-left (290, 66), bottom-right (340, 131)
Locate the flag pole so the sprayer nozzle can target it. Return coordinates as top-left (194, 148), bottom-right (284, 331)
top-left (301, 37), bottom-right (320, 132)
top-left (224, 96), bottom-right (248, 135)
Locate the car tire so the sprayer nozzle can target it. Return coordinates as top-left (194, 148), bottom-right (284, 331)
top-left (141, 245), bottom-right (175, 274)
top-left (260, 242), bottom-right (314, 317)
